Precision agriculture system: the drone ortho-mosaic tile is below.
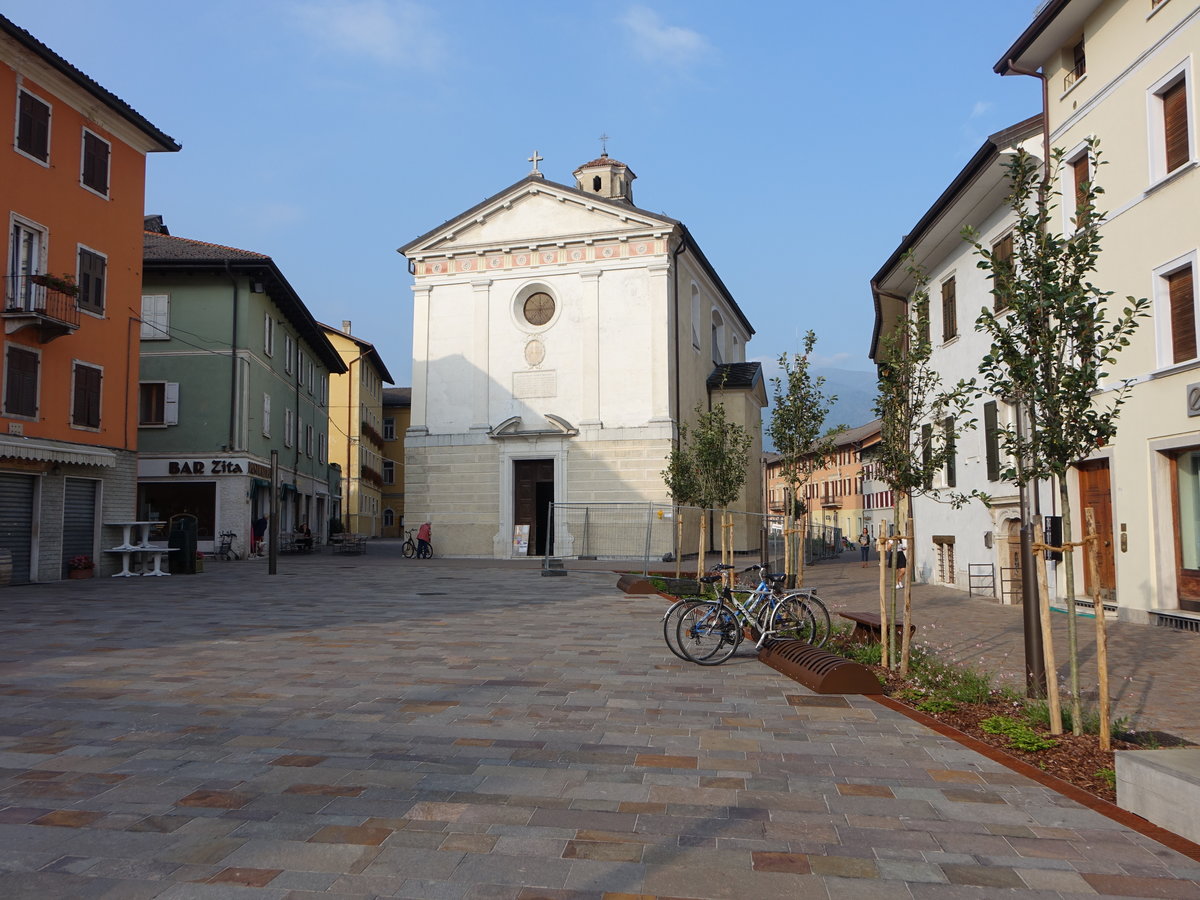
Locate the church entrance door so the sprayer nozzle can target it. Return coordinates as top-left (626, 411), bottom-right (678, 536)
top-left (514, 459), bottom-right (555, 556)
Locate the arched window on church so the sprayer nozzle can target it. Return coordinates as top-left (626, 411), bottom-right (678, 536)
top-left (592, 175), bottom-right (602, 192)
top-left (691, 285), bottom-right (701, 350)
top-left (711, 309), bottom-right (725, 366)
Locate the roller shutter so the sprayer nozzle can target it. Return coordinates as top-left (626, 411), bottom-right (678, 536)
top-left (0, 474), bottom-right (35, 584)
top-left (62, 478), bottom-right (98, 578)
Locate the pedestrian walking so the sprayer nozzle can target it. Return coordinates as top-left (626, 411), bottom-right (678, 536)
top-left (859, 528), bottom-right (871, 567)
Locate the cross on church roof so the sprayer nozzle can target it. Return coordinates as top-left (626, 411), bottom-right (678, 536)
top-left (528, 149), bottom-right (543, 176)
top-left (598, 132), bottom-right (609, 156)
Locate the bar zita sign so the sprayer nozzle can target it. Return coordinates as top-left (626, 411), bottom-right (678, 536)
top-left (168, 460), bottom-right (244, 475)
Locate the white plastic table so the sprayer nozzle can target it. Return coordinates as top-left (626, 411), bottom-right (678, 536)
top-left (105, 546), bottom-right (178, 576)
top-left (106, 521), bottom-right (165, 551)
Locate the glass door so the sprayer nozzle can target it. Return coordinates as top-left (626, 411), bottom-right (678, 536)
top-left (1172, 449), bottom-right (1200, 612)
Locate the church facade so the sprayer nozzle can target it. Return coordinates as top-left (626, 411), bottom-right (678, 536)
top-left (398, 153), bottom-right (764, 558)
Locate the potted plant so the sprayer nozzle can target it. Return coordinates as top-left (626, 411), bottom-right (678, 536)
top-left (30, 273), bottom-right (79, 296)
top-left (195, 550), bottom-right (205, 573)
top-left (67, 555), bottom-right (94, 579)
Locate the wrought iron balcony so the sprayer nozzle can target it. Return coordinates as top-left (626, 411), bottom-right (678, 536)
top-left (3, 274), bottom-right (81, 341)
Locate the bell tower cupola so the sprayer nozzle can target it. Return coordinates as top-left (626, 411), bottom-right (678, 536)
top-left (573, 150), bottom-right (636, 205)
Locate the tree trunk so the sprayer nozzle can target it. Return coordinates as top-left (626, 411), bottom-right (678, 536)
top-left (878, 532), bottom-right (890, 671)
top-left (1059, 478), bottom-right (1083, 735)
top-left (675, 508), bottom-right (684, 580)
top-left (796, 510), bottom-right (807, 588)
top-left (900, 510), bottom-right (914, 676)
top-left (1033, 516), bottom-right (1063, 734)
top-left (1085, 508), bottom-right (1111, 751)
top-left (696, 512), bottom-right (708, 581)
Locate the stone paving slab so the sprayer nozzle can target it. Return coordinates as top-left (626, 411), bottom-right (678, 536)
top-left (0, 546), bottom-right (1197, 898)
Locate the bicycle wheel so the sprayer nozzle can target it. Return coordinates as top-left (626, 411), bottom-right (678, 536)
top-left (796, 591), bottom-right (832, 647)
top-left (761, 597), bottom-right (818, 644)
top-left (676, 601), bottom-right (741, 665)
top-left (662, 597), bottom-right (707, 661)
top-left (418, 543), bottom-right (433, 559)
top-left (402, 539), bottom-right (416, 559)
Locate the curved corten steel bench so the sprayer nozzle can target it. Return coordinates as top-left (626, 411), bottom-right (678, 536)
top-left (758, 639), bottom-right (883, 695)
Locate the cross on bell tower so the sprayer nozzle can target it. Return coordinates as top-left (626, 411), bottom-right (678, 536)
top-left (528, 150), bottom-right (544, 178)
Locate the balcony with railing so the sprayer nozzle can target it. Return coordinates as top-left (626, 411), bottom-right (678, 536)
top-left (3, 275), bottom-right (81, 341)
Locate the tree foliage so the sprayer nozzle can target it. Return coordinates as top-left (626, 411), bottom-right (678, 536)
top-left (965, 140), bottom-right (1148, 487)
top-left (768, 331), bottom-right (843, 505)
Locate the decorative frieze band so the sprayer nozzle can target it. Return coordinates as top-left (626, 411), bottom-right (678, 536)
top-left (417, 238), bottom-right (664, 277)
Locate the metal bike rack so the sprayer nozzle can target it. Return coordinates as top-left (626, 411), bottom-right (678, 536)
top-left (758, 639), bottom-right (882, 695)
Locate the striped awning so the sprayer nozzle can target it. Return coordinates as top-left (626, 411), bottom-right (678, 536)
top-left (0, 436), bottom-right (116, 467)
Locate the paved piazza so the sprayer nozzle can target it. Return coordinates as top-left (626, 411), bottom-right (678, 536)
top-left (0, 546), bottom-right (1198, 899)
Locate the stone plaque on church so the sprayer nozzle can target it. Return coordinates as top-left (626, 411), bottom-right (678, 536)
top-left (513, 371), bottom-right (556, 398)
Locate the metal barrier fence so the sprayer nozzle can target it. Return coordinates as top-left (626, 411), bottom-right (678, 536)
top-left (544, 502), bottom-right (842, 575)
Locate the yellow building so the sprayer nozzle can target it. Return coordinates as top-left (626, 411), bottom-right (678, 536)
top-left (996, 0), bottom-right (1200, 624)
top-left (320, 322), bottom-right (393, 537)
top-left (381, 387), bottom-right (411, 537)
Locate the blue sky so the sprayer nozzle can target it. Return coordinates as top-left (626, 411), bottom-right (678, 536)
top-left (6, 1), bottom-right (1043, 386)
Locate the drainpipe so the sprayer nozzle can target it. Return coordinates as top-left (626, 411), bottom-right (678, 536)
top-left (223, 262), bottom-right (240, 451)
top-left (1002, 58), bottom-right (1050, 700)
top-left (671, 232), bottom-right (688, 562)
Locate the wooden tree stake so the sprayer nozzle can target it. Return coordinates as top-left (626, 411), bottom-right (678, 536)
top-left (1033, 517), bottom-right (1062, 734)
top-left (1085, 508), bottom-right (1111, 751)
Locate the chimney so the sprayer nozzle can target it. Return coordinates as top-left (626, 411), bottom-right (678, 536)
top-left (341, 320), bottom-right (352, 334)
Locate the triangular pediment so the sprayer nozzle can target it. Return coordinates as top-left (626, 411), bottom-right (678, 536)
top-left (400, 177), bottom-right (675, 256)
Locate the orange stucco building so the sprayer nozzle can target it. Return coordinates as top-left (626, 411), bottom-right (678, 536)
top-left (1, 15), bottom-right (178, 582)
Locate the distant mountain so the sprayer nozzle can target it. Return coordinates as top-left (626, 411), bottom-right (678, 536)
top-left (760, 366), bottom-right (878, 451)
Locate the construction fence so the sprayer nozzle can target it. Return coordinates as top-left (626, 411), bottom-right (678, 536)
top-left (544, 501), bottom-right (844, 575)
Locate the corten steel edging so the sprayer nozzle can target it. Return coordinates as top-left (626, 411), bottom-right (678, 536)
top-left (758, 639), bottom-right (882, 695)
top-left (873, 695), bottom-right (1200, 864)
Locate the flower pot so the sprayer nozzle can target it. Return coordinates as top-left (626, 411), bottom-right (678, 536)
top-left (68, 568), bottom-right (93, 580)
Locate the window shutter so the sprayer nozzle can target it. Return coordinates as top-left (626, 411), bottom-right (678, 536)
top-left (82, 132), bottom-right (110, 194)
top-left (1072, 154), bottom-right (1090, 218)
top-left (17, 91), bottom-right (49, 161)
top-left (262, 393), bottom-right (272, 437)
top-left (141, 295), bottom-right (169, 339)
top-left (1164, 79), bottom-right (1190, 174)
top-left (941, 277), bottom-right (957, 341)
top-left (992, 235), bottom-right (1014, 311)
top-left (944, 416), bottom-right (956, 488)
top-left (6, 347), bottom-right (38, 417)
top-left (79, 249), bottom-right (106, 313)
top-left (73, 364), bottom-right (101, 427)
top-left (164, 382), bottom-right (179, 425)
top-left (984, 400), bottom-right (1000, 482)
top-left (921, 423), bottom-right (933, 488)
top-left (1169, 266), bottom-right (1196, 364)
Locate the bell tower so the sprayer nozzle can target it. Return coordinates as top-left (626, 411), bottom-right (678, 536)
top-left (573, 152), bottom-right (636, 205)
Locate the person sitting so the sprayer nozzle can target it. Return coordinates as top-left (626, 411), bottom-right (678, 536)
top-left (296, 521), bottom-right (313, 552)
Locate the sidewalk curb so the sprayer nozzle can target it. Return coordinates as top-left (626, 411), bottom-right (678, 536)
top-left (872, 694), bottom-right (1200, 863)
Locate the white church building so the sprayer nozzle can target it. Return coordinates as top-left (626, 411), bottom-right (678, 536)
top-left (398, 151), bottom-right (765, 558)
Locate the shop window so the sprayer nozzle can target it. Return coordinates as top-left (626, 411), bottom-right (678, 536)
top-left (138, 481), bottom-right (216, 540)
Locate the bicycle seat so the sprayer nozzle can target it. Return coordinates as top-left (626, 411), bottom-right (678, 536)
top-left (768, 573), bottom-right (788, 584)
top-left (713, 564), bottom-right (734, 571)
top-left (699, 574), bottom-right (724, 584)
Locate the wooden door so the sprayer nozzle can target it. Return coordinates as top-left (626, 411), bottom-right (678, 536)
top-left (513, 459), bottom-right (554, 556)
top-left (1077, 460), bottom-right (1116, 600)
top-left (1170, 449), bottom-right (1200, 612)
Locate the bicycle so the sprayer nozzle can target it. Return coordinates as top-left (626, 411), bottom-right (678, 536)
top-left (674, 565), bottom-right (820, 666)
top-left (662, 564), bottom-right (786, 661)
top-left (402, 528), bottom-right (434, 559)
top-left (216, 531), bottom-right (240, 561)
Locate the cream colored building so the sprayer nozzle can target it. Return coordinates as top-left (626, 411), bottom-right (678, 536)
top-left (320, 322), bottom-right (394, 537)
top-left (994, 0), bottom-right (1200, 624)
top-left (398, 152), bottom-right (765, 558)
top-left (381, 387), bottom-right (411, 537)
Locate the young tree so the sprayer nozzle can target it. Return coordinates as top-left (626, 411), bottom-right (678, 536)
top-left (768, 331), bottom-right (842, 587)
top-left (662, 423), bottom-right (699, 579)
top-left (966, 140), bottom-right (1148, 735)
top-left (664, 403), bottom-right (751, 579)
top-left (874, 260), bottom-right (974, 672)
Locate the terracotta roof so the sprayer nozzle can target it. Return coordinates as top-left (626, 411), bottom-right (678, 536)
top-left (318, 322), bottom-right (395, 385)
top-left (577, 154), bottom-right (628, 169)
top-left (144, 232), bottom-right (269, 262)
top-left (0, 14), bottom-right (179, 152)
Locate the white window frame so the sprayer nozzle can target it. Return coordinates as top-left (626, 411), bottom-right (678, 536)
top-left (284, 408), bottom-right (294, 448)
top-left (307, 358), bottom-right (314, 394)
top-left (320, 373), bottom-right (328, 406)
top-left (383, 459), bottom-right (395, 484)
top-left (262, 393), bottom-right (272, 437)
top-left (69, 359), bottom-right (103, 431)
top-left (140, 294), bottom-right (170, 340)
top-left (8, 214), bottom-right (47, 310)
top-left (305, 423), bottom-right (313, 457)
top-left (711, 308), bottom-right (725, 366)
top-left (284, 334), bottom-right (295, 375)
top-left (383, 417), bottom-right (396, 441)
top-left (318, 431), bottom-right (326, 464)
top-left (264, 314), bottom-right (275, 356)
top-left (79, 127), bottom-right (111, 199)
top-left (1147, 58), bottom-right (1195, 188)
top-left (77, 244), bottom-right (107, 318)
top-left (1062, 139), bottom-right (1092, 233)
top-left (138, 380), bottom-right (178, 427)
top-left (13, 87), bottom-right (51, 167)
top-left (1152, 250), bottom-right (1199, 370)
top-left (3, 342), bottom-right (41, 420)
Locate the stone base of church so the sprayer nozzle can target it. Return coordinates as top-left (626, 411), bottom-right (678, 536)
top-left (403, 435), bottom-right (675, 558)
